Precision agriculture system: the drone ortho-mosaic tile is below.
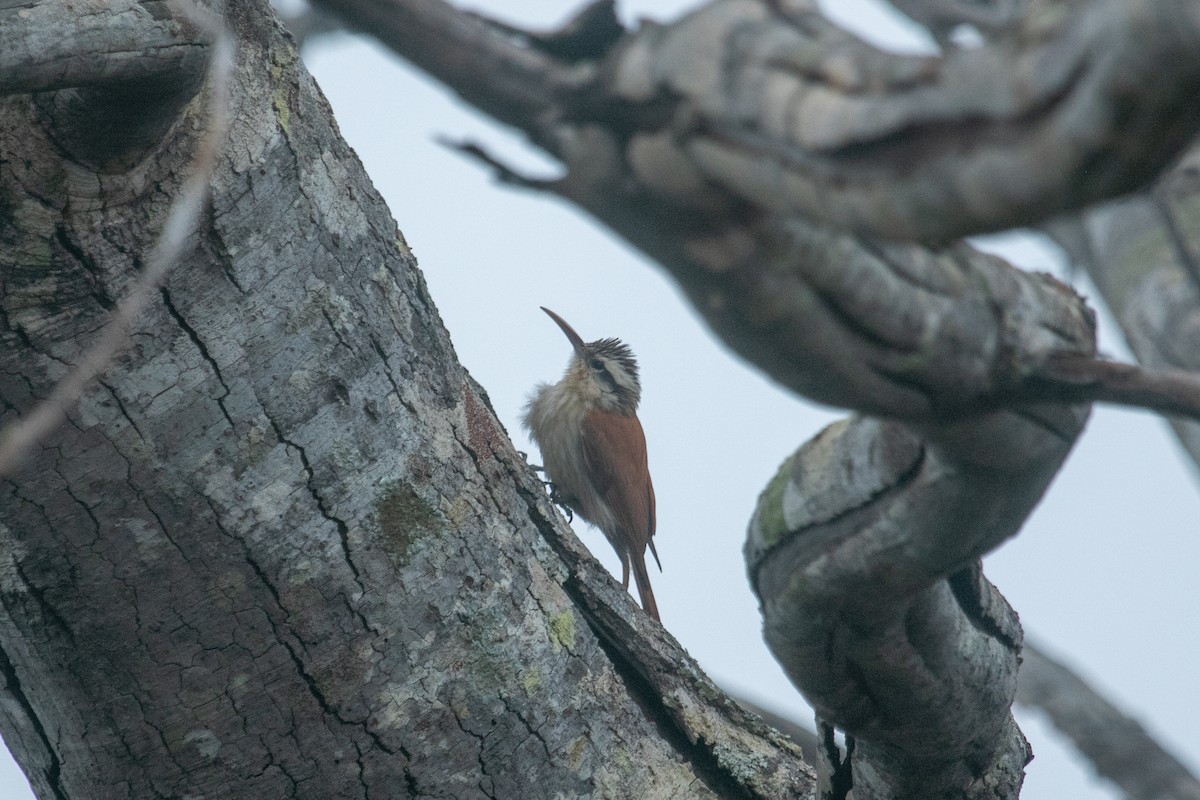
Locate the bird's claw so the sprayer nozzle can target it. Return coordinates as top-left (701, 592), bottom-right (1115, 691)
top-left (544, 482), bottom-right (574, 522)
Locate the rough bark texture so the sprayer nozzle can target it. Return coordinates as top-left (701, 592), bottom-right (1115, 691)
top-left (5, 0), bottom-right (1199, 797)
top-left (293, 0), bottom-right (1200, 797)
top-left (0, 0), bottom-right (811, 797)
top-left (0, 0), bottom-right (210, 96)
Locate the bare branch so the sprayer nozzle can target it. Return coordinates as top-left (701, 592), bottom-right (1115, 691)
top-left (314, 0), bottom-right (1200, 242)
top-left (313, 0), bottom-right (1200, 430)
top-left (0, 18), bottom-right (234, 478)
top-left (435, 137), bottom-right (561, 191)
top-left (465, 0), bottom-right (625, 62)
top-left (309, 0), bottom-right (590, 144)
top-left (1046, 138), bottom-right (1200, 475)
top-left (747, 413), bottom-right (1079, 798)
top-left (1032, 355), bottom-right (1200, 423)
top-left (1017, 642), bottom-right (1200, 800)
top-left (886, 0), bottom-right (1025, 45)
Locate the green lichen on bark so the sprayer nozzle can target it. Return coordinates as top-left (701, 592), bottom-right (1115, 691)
top-left (548, 609), bottom-right (576, 653)
top-left (748, 454), bottom-right (796, 554)
top-left (374, 481), bottom-right (439, 567)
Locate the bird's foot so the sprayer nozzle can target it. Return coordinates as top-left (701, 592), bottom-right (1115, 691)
top-left (544, 482), bottom-right (574, 522)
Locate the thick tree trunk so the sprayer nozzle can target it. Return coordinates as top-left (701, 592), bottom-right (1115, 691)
top-left (0, 1), bottom-right (808, 797)
top-left (294, 0), bottom-right (1200, 797)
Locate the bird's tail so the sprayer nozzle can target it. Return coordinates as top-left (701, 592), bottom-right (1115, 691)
top-left (630, 553), bottom-right (660, 622)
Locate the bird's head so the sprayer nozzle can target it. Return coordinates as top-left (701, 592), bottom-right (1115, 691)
top-left (541, 307), bottom-right (641, 414)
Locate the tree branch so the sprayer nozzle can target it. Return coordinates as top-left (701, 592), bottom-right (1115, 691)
top-left (313, 0), bottom-right (1200, 242)
top-left (731, 695), bottom-right (822, 766)
top-left (308, 0), bottom-right (591, 146)
top-left (1017, 642), bottom-right (1200, 800)
top-left (309, 0), bottom-right (1200, 430)
top-left (1043, 137), bottom-right (1200, 476)
top-left (746, 410), bottom-right (1085, 798)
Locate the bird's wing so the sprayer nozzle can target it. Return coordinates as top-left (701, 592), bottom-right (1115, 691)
top-left (580, 410), bottom-right (656, 558)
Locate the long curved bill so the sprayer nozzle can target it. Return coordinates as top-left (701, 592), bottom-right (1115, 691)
top-left (540, 307), bottom-right (587, 359)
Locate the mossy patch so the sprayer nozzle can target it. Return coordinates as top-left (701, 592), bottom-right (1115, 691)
top-left (548, 610), bottom-right (576, 652)
top-left (520, 667), bottom-right (542, 695)
top-left (273, 86), bottom-right (291, 135)
top-left (375, 481), bottom-right (439, 568)
top-left (269, 50), bottom-right (297, 136)
top-left (713, 742), bottom-right (769, 782)
top-left (566, 736), bottom-right (587, 769)
top-left (753, 455), bottom-right (795, 551)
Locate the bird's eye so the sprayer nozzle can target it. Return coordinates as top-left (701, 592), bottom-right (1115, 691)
top-left (590, 359), bottom-right (605, 371)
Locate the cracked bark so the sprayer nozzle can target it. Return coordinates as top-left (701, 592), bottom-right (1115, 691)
top-left (290, 0), bottom-right (1198, 798)
top-left (0, 0), bottom-right (809, 798)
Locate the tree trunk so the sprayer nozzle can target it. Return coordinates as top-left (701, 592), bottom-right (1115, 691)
top-left (0, 1), bottom-right (807, 797)
top-left (296, 0), bottom-right (1200, 796)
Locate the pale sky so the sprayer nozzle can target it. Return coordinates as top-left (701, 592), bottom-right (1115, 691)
top-left (3, 1), bottom-right (1196, 797)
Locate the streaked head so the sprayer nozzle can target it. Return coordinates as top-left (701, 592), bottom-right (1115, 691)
top-left (541, 307), bottom-right (642, 414)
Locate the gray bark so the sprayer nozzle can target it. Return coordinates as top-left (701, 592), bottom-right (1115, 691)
top-left (887, 0), bottom-right (1024, 44)
top-left (733, 697), bottom-right (821, 767)
top-left (1044, 140), bottom-right (1200, 476)
top-left (745, 409), bottom-right (1081, 800)
top-left (0, 0), bottom-right (810, 798)
top-left (296, 0), bottom-right (1200, 798)
top-left (314, 0), bottom-right (1200, 242)
top-left (0, 0), bottom-right (209, 96)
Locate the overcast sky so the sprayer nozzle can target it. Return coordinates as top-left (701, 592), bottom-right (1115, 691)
top-left (3, 1), bottom-right (1197, 797)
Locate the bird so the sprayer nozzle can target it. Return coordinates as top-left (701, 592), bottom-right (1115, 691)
top-left (523, 307), bottom-right (661, 621)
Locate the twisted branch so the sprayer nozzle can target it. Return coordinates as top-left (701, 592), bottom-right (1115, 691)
top-left (297, 0), bottom-right (1200, 795)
